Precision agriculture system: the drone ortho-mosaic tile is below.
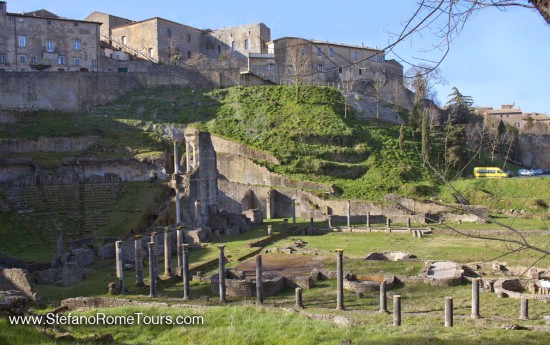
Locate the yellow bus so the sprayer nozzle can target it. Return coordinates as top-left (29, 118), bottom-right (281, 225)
top-left (473, 167), bottom-right (509, 178)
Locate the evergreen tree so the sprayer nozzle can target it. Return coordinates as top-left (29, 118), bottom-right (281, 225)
top-left (421, 109), bottom-right (430, 166)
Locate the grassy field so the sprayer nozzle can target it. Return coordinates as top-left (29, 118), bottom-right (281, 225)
top-left (5, 279), bottom-right (550, 345)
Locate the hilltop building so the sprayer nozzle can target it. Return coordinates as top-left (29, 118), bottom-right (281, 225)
top-left (241, 37), bottom-right (396, 86)
top-left (475, 104), bottom-right (550, 132)
top-left (0, 1), bottom-right (101, 72)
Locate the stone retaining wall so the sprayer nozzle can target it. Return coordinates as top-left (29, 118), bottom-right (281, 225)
top-left (0, 268), bottom-right (40, 302)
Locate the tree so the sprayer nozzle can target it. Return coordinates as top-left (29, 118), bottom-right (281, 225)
top-left (405, 65), bottom-right (446, 105)
top-left (389, 1), bottom-right (549, 72)
top-left (446, 87), bottom-right (474, 107)
top-left (369, 75), bottom-right (386, 119)
top-left (283, 39), bottom-right (311, 103)
top-left (421, 109), bottom-right (430, 166)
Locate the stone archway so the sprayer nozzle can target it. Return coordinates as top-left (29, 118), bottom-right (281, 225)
top-left (241, 190), bottom-right (260, 211)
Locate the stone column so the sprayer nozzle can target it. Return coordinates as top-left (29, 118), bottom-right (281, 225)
top-left (366, 212), bottom-right (371, 230)
top-left (519, 297), bottom-right (528, 320)
top-left (336, 249), bottom-right (344, 311)
top-left (266, 190), bottom-right (273, 220)
top-left (445, 297), bottom-right (453, 327)
top-left (471, 278), bottom-right (480, 319)
top-left (192, 143), bottom-right (197, 169)
top-left (195, 200), bottom-right (202, 227)
top-left (134, 235), bottom-right (144, 287)
top-left (267, 225), bottom-right (273, 236)
top-left (163, 227), bottom-right (172, 276)
top-left (151, 231), bottom-right (159, 280)
top-left (295, 287), bottom-right (303, 308)
top-left (393, 295), bottom-right (401, 326)
top-left (256, 255), bottom-right (263, 304)
top-left (218, 245), bottom-right (227, 302)
top-left (115, 241), bottom-right (124, 294)
top-left (176, 226), bottom-right (183, 276)
top-left (185, 140), bottom-right (191, 172)
top-left (379, 280), bottom-right (389, 313)
top-left (56, 226), bottom-right (63, 255)
top-left (328, 215), bottom-right (333, 229)
top-left (181, 244), bottom-right (191, 300)
top-left (148, 242), bottom-right (156, 297)
top-left (175, 188), bottom-right (181, 226)
top-left (173, 141), bottom-right (179, 174)
top-left (346, 200), bottom-right (351, 228)
top-left (291, 199), bottom-right (296, 225)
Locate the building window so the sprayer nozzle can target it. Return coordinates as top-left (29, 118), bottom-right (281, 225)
top-left (121, 36), bottom-right (127, 45)
top-left (19, 55), bottom-right (26, 63)
top-left (338, 67), bottom-right (342, 73)
top-left (166, 28), bottom-right (171, 37)
top-left (18, 36), bottom-right (26, 47)
top-left (187, 51), bottom-right (191, 58)
top-left (30, 56), bottom-right (36, 64)
top-left (58, 56), bottom-right (65, 65)
top-left (244, 39), bottom-right (249, 50)
top-left (329, 48), bottom-right (335, 57)
top-left (0, 55), bottom-right (6, 64)
top-left (187, 33), bottom-right (191, 42)
top-left (46, 41), bottom-right (54, 52)
top-left (73, 39), bottom-right (81, 50)
top-left (92, 59), bottom-right (97, 67)
top-left (231, 41), bottom-right (235, 51)
top-left (217, 44), bottom-right (221, 54)
top-left (73, 58), bottom-right (80, 66)
top-left (301, 47), bottom-right (306, 56)
top-left (359, 68), bottom-right (362, 75)
top-left (317, 48), bottom-right (322, 56)
top-left (47, 20), bottom-right (51, 25)
top-left (317, 64), bottom-right (323, 72)
top-left (148, 48), bottom-right (154, 58)
top-left (74, 22), bottom-right (79, 27)
top-left (355, 51), bottom-right (359, 60)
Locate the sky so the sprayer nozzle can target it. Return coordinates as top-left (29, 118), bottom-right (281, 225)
top-left (7, 0), bottom-right (550, 114)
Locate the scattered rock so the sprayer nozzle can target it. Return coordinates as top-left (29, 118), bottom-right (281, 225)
top-left (501, 324), bottom-right (528, 330)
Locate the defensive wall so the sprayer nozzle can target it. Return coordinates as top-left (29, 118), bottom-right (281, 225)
top-left (0, 66), bottom-right (241, 112)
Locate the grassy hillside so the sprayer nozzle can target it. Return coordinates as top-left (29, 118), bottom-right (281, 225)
top-left (3, 85), bottom-right (548, 216)
top-left (203, 86), bottom-right (436, 200)
top-left (440, 178), bottom-right (550, 215)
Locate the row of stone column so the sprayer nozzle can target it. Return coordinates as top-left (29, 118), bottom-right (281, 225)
top-left (327, 210), bottom-right (404, 230)
top-left (118, 244), bottom-right (532, 322)
top-left (173, 140), bottom-right (198, 175)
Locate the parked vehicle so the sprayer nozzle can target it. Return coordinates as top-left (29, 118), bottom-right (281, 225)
top-left (542, 168), bottom-right (550, 175)
top-left (518, 169), bottom-right (535, 176)
top-left (473, 167), bottom-right (509, 178)
top-left (533, 169), bottom-right (543, 176)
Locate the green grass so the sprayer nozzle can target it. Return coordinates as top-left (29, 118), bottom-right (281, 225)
top-left (8, 281), bottom-right (550, 345)
top-left (268, 231), bottom-right (550, 267)
top-left (439, 178), bottom-right (550, 215)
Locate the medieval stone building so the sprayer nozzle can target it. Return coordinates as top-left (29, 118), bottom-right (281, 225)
top-left (0, 1), bottom-right (101, 72)
top-left (240, 37), bottom-right (389, 85)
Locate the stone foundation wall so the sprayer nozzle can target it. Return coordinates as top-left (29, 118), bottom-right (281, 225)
top-left (0, 268), bottom-right (40, 301)
top-left (0, 136), bottom-right (98, 154)
top-left (0, 67), bottom-right (240, 112)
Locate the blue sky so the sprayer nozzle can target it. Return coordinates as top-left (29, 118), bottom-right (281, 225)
top-left (7, 0), bottom-right (550, 114)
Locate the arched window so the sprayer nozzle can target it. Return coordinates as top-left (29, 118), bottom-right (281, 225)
top-left (231, 41), bottom-right (236, 51)
top-left (244, 39), bottom-right (249, 50)
top-left (217, 44), bottom-right (221, 54)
